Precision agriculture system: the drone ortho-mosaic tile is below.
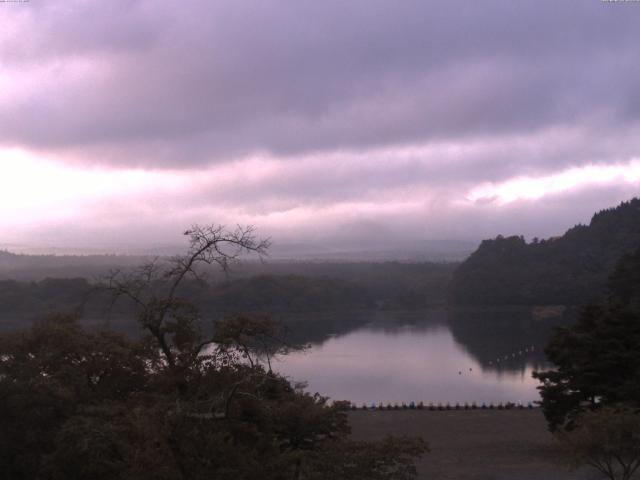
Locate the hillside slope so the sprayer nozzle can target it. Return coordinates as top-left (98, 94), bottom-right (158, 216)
top-left (450, 198), bottom-right (640, 306)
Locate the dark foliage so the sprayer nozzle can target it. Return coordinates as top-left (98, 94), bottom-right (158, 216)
top-left (534, 246), bottom-right (640, 431)
top-left (0, 225), bottom-right (427, 479)
top-left (228, 261), bottom-right (454, 310)
top-left (0, 315), bottom-right (427, 479)
top-left (450, 198), bottom-right (640, 305)
top-left (0, 262), bottom-right (455, 333)
top-left (195, 274), bottom-right (372, 312)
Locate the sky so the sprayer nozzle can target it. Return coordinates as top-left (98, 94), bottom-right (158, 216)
top-left (1, 0), bottom-right (640, 254)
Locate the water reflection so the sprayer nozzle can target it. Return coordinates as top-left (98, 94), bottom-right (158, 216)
top-left (273, 309), bottom-right (573, 405)
top-left (447, 308), bottom-right (571, 375)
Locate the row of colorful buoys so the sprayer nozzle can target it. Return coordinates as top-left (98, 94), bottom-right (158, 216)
top-left (488, 345), bottom-right (537, 366)
top-left (350, 401), bottom-right (535, 411)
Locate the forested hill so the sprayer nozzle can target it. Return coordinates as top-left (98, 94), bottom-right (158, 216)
top-left (449, 198), bottom-right (640, 306)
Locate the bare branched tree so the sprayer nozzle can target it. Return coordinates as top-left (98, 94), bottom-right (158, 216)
top-left (103, 224), bottom-right (270, 370)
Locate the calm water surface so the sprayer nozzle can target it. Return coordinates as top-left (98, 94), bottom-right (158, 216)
top-left (273, 310), bottom-right (563, 405)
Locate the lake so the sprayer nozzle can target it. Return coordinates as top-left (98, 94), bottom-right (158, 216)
top-left (272, 309), bottom-right (570, 406)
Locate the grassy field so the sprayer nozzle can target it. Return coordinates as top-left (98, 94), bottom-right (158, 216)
top-left (348, 409), bottom-right (602, 480)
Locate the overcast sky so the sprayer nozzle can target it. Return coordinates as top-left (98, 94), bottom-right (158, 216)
top-left (1, 0), bottom-right (639, 253)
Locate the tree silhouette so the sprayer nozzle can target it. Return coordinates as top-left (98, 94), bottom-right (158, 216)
top-left (0, 224), bottom-right (427, 479)
top-left (103, 224), bottom-right (270, 370)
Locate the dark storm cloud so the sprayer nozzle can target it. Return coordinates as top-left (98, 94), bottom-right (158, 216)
top-left (2, 0), bottom-right (640, 172)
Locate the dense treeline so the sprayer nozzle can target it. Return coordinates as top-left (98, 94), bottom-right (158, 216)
top-left (0, 278), bottom-right (93, 328)
top-left (0, 250), bottom-right (149, 280)
top-left (450, 198), bottom-right (640, 306)
top-left (0, 262), bottom-right (454, 331)
top-left (0, 256), bottom-right (455, 308)
top-left (226, 262), bottom-right (454, 309)
top-left (203, 275), bottom-right (371, 311)
top-left (0, 276), bottom-right (369, 329)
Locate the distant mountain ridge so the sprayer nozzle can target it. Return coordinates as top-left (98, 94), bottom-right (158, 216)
top-left (450, 198), bottom-right (640, 306)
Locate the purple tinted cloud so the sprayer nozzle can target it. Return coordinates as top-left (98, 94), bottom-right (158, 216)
top-left (1, 1), bottom-right (640, 251)
top-left (1, 0), bottom-right (639, 169)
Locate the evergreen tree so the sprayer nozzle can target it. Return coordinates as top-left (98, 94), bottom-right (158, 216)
top-left (534, 246), bottom-right (640, 431)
